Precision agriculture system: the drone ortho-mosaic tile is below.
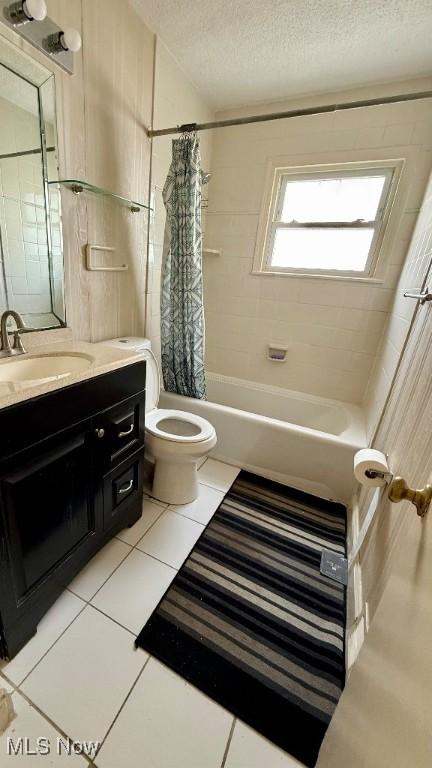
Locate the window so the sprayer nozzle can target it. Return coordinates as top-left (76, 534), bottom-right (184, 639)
top-left (256, 164), bottom-right (396, 278)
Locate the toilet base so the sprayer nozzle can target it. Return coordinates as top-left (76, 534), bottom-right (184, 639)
top-left (152, 459), bottom-right (199, 505)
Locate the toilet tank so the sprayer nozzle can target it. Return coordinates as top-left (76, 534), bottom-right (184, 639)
top-left (99, 337), bottom-right (151, 353)
top-left (100, 337), bottom-right (160, 412)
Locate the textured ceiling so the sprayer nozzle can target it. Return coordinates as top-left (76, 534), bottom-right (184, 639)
top-left (131, 0), bottom-right (432, 109)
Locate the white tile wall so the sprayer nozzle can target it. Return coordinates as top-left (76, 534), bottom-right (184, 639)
top-left (147, 69), bottom-right (432, 407)
top-left (0, 96), bottom-right (57, 318)
top-left (202, 81), bottom-right (432, 404)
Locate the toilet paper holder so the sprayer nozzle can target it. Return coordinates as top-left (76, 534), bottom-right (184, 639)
top-left (363, 463), bottom-right (431, 517)
top-left (387, 477), bottom-right (432, 518)
top-left (365, 468), bottom-right (393, 482)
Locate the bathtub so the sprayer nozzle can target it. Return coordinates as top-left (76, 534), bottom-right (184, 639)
top-left (159, 372), bottom-right (366, 504)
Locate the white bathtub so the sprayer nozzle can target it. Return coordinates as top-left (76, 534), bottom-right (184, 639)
top-left (159, 372), bottom-right (366, 504)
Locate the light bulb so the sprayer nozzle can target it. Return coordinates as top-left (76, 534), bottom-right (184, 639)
top-left (22, 0), bottom-right (47, 21)
top-left (59, 28), bottom-right (82, 53)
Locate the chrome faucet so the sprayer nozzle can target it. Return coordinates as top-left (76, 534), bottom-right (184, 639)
top-left (0, 310), bottom-right (28, 357)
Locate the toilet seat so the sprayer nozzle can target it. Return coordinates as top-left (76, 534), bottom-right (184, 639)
top-left (99, 338), bottom-right (217, 504)
top-left (145, 408), bottom-right (215, 443)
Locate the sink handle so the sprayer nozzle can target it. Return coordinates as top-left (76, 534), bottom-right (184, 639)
top-left (12, 330), bottom-right (27, 353)
top-left (11, 325), bottom-right (54, 355)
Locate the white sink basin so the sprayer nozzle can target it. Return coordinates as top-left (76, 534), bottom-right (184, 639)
top-left (0, 354), bottom-right (94, 388)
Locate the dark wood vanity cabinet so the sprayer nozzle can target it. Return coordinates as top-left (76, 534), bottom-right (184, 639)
top-left (0, 361), bottom-right (146, 660)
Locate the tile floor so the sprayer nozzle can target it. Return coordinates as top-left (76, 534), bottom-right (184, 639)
top-left (0, 459), bottom-right (301, 767)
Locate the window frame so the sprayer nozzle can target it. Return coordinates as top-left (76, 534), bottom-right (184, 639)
top-left (253, 160), bottom-right (402, 281)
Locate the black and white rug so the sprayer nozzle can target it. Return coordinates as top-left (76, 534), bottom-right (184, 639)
top-left (136, 471), bottom-right (347, 767)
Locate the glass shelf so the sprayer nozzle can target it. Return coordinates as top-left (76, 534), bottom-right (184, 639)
top-left (48, 179), bottom-right (151, 212)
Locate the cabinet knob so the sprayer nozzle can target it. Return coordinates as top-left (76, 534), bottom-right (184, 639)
top-left (95, 428), bottom-right (105, 439)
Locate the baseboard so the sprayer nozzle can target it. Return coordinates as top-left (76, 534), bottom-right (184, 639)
top-left (348, 497), bottom-right (364, 616)
top-left (346, 495), bottom-right (366, 668)
top-left (347, 615), bottom-right (365, 671)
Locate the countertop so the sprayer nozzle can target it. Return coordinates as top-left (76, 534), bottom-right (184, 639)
top-left (0, 339), bottom-right (146, 411)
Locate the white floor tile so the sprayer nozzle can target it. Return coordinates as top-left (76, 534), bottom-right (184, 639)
top-left (170, 483), bottom-right (225, 525)
top-left (144, 493), bottom-right (167, 508)
top-left (21, 606), bottom-right (148, 745)
top-left (116, 498), bottom-right (165, 546)
top-left (68, 539), bottom-right (131, 602)
top-left (225, 721), bottom-right (302, 768)
top-left (0, 591), bottom-right (84, 686)
top-left (198, 458), bottom-right (240, 492)
top-left (1, 691), bottom-right (89, 765)
top-left (91, 549), bottom-right (176, 634)
top-left (136, 510), bottom-right (203, 569)
top-left (96, 658), bottom-right (233, 768)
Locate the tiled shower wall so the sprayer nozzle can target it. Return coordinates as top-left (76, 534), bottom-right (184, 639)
top-left (203, 78), bottom-right (432, 404)
top-left (0, 96), bottom-right (52, 318)
top-left (147, 40), bottom-right (214, 366)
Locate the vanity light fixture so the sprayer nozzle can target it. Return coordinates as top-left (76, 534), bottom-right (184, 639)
top-left (7, 0), bottom-right (46, 24)
top-left (0, 0), bottom-right (79, 74)
top-left (46, 27), bottom-right (82, 54)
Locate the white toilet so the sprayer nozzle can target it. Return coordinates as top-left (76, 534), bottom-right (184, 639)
top-left (101, 338), bottom-right (217, 505)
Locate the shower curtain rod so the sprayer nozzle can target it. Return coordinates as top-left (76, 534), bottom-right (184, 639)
top-left (147, 89), bottom-right (432, 138)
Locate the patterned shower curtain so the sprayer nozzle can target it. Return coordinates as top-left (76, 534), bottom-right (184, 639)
top-left (160, 132), bottom-right (206, 399)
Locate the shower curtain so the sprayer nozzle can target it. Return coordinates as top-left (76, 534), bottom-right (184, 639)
top-left (160, 132), bottom-right (206, 399)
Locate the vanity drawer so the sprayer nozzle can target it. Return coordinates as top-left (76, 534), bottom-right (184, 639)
top-left (96, 394), bottom-right (145, 467)
top-left (102, 449), bottom-right (143, 531)
top-left (113, 466), bottom-right (135, 506)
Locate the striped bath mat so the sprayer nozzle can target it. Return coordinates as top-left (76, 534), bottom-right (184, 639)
top-left (136, 471), bottom-right (346, 767)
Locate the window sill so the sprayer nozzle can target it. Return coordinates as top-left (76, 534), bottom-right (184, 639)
top-left (251, 269), bottom-right (384, 284)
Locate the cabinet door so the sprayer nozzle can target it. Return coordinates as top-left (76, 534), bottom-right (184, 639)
top-left (0, 421), bottom-right (97, 601)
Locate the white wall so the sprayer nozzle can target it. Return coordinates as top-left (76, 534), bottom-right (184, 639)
top-left (203, 78), bottom-right (432, 404)
top-left (0, 0), bottom-right (155, 341)
top-left (66, 0), bottom-right (154, 342)
top-left (147, 40), bottom-right (214, 365)
top-left (364, 172), bottom-right (432, 437)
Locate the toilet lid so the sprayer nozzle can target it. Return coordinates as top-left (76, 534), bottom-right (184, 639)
top-left (144, 349), bottom-right (161, 414)
top-left (145, 408), bottom-right (216, 443)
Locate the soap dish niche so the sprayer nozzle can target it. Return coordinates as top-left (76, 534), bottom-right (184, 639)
top-left (267, 344), bottom-right (288, 362)
top-left (203, 248), bottom-right (221, 257)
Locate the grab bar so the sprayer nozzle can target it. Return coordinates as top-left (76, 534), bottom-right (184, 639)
top-left (403, 286), bottom-right (432, 304)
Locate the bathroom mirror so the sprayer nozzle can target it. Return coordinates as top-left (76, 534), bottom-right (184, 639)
top-left (0, 35), bottom-right (65, 328)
